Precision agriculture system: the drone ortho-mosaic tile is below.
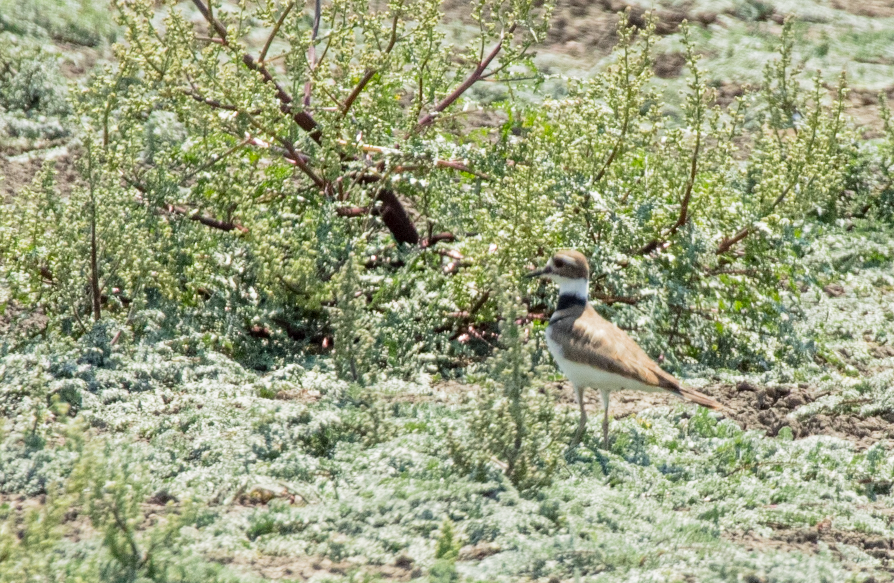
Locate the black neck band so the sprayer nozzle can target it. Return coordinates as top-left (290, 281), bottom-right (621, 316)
top-left (557, 294), bottom-right (587, 311)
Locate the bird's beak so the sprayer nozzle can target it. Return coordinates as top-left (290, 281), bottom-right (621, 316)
top-left (524, 266), bottom-right (551, 279)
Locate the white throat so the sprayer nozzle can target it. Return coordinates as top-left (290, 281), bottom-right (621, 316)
top-left (554, 276), bottom-right (589, 300)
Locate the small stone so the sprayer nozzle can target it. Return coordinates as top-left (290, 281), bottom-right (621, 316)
top-left (823, 283), bottom-right (846, 297)
top-left (862, 538), bottom-right (890, 550)
top-left (870, 345), bottom-right (894, 359)
top-left (800, 529), bottom-right (819, 543)
top-left (458, 542), bottom-right (501, 561)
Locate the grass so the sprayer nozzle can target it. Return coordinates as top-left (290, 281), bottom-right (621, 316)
top-left (1, 0), bottom-right (893, 581)
top-left (1, 224), bottom-right (893, 581)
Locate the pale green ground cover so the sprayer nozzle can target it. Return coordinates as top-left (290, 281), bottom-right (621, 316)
top-left (2, 224), bottom-right (893, 582)
top-left (2, 0), bottom-right (894, 581)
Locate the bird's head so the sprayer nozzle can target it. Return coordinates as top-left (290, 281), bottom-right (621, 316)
top-left (526, 250), bottom-right (590, 284)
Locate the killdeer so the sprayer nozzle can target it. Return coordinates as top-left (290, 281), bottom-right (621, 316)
top-left (527, 250), bottom-right (725, 448)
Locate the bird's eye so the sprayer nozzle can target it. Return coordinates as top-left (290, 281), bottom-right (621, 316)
top-left (553, 258), bottom-right (565, 268)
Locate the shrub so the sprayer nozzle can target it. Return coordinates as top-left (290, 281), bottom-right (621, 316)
top-left (0, 2), bottom-right (869, 375)
top-left (446, 283), bottom-right (570, 492)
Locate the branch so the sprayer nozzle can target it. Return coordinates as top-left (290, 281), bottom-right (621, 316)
top-left (190, 0), bottom-right (227, 39)
top-left (183, 88), bottom-right (239, 112)
top-left (335, 139), bottom-right (491, 179)
top-left (666, 127), bottom-right (701, 235)
top-left (303, 0), bottom-right (322, 107)
top-left (336, 206), bottom-right (371, 218)
top-left (260, 2), bottom-right (294, 63)
top-left (715, 227), bottom-right (749, 255)
top-left (436, 291), bottom-right (490, 334)
top-left (421, 232), bottom-right (456, 247)
top-left (342, 69), bottom-right (377, 115)
top-left (169, 203), bottom-right (249, 233)
top-left (632, 114), bottom-right (701, 257)
top-left (124, 174), bottom-right (249, 233)
top-left (278, 137), bottom-right (325, 187)
top-left (412, 23), bottom-right (516, 133)
top-left (342, 12), bottom-right (400, 115)
top-left (187, 0), bottom-right (422, 243)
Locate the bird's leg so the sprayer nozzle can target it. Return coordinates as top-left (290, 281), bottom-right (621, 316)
top-left (600, 388), bottom-right (611, 449)
top-left (569, 385), bottom-right (586, 449)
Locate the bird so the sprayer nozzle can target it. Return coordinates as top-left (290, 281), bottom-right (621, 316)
top-left (526, 250), bottom-right (725, 448)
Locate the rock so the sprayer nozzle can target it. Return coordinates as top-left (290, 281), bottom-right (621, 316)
top-left (862, 538), bottom-right (891, 550)
top-left (394, 555), bottom-right (414, 569)
top-left (458, 542), bottom-right (501, 561)
top-left (823, 283), bottom-right (846, 297)
top-left (870, 345), bottom-right (894, 359)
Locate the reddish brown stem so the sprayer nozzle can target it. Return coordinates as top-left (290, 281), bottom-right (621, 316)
top-left (716, 227), bottom-right (750, 255)
top-left (260, 2), bottom-right (294, 62)
top-left (303, 0), bottom-right (321, 107)
top-left (341, 13), bottom-right (400, 115)
top-left (413, 24), bottom-right (516, 133)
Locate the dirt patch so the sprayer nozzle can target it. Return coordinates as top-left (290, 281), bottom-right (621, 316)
top-left (225, 552), bottom-right (421, 581)
top-left (0, 153), bottom-right (79, 201)
top-left (0, 156), bottom-right (43, 200)
top-left (548, 380), bottom-right (893, 450)
top-left (832, 0), bottom-right (894, 18)
top-left (726, 525), bottom-right (894, 575)
top-left (653, 52), bottom-right (686, 79)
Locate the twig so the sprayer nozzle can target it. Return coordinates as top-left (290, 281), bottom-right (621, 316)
top-left (715, 227), bottom-right (750, 255)
top-left (342, 11), bottom-right (400, 115)
top-left (259, 2), bottom-right (294, 63)
top-left (304, 0), bottom-right (322, 107)
top-left (190, 0), bottom-right (227, 39)
top-left (124, 173), bottom-right (249, 233)
top-left (412, 24), bottom-right (516, 134)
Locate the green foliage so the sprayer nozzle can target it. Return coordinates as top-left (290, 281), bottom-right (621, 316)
top-left (499, 18), bottom-right (851, 371)
top-left (0, 142), bottom-right (166, 338)
top-left (332, 253), bottom-right (376, 383)
top-left (446, 284), bottom-right (570, 492)
top-left (0, 315), bottom-right (890, 580)
top-left (434, 518), bottom-right (461, 560)
top-left (0, 438), bottom-right (245, 582)
top-left (0, 39), bottom-right (71, 147)
top-left (0, 0), bottom-right (115, 46)
top-left (873, 94), bottom-right (894, 220)
top-left (2, 2), bottom-right (894, 581)
top-left (0, 0), bottom-right (872, 376)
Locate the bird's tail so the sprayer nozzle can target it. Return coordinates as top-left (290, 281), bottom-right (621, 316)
top-left (673, 386), bottom-right (726, 412)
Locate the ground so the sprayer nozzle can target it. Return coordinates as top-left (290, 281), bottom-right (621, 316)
top-left (2, 1), bottom-right (894, 582)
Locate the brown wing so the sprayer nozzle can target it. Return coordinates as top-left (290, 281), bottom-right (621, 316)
top-left (553, 305), bottom-right (725, 410)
